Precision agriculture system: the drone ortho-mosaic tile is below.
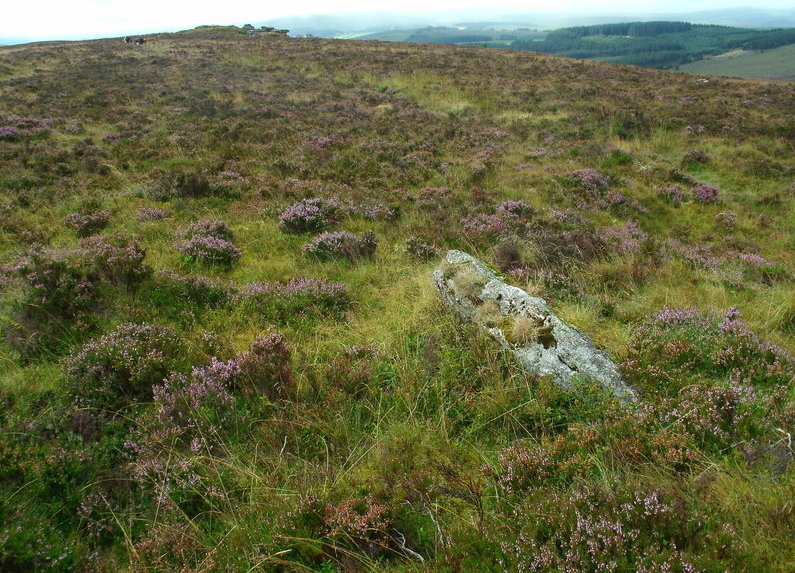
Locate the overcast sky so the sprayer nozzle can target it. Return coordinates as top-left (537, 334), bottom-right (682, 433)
top-left (2, 1), bottom-right (794, 42)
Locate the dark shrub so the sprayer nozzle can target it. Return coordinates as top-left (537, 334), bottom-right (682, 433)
top-left (493, 239), bottom-right (522, 271)
top-left (151, 171), bottom-right (213, 200)
top-left (681, 150), bottom-right (710, 166)
top-left (171, 172), bottom-right (212, 198)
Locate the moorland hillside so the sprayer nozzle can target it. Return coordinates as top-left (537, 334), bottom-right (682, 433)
top-left (1, 26), bottom-right (794, 571)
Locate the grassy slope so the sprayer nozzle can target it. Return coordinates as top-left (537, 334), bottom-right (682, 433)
top-left (0, 27), bottom-right (794, 571)
top-left (679, 43), bottom-right (795, 81)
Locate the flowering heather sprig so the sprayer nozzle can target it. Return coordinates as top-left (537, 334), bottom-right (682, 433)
top-left (659, 185), bottom-right (687, 206)
top-left (736, 252), bottom-right (774, 267)
top-left (352, 202), bottom-right (398, 221)
top-left (278, 198), bottom-right (340, 234)
top-left (302, 231), bottom-right (377, 261)
top-left (692, 183), bottom-right (720, 204)
top-left (653, 307), bottom-right (703, 326)
top-left (152, 360), bottom-right (236, 431)
top-left (0, 126), bottom-right (20, 140)
top-left (550, 209), bottom-right (585, 227)
top-left (137, 207), bottom-right (172, 222)
top-left (666, 239), bottom-right (724, 270)
top-left (323, 496), bottom-right (392, 546)
top-left (64, 210), bottom-right (112, 237)
top-left (177, 235), bottom-right (241, 266)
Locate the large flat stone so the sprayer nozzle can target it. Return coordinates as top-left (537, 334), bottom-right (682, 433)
top-left (433, 250), bottom-right (637, 403)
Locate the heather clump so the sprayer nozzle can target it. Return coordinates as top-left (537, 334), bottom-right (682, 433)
top-left (153, 270), bottom-right (233, 307)
top-left (236, 278), bottom-right (352, 320)
top-left (495, 438), bottom-right (594, 493)
top-left (137, 206), bottom-right (172, 222)
top-left (5, 249), bottom-right (97, 354)
top-left (0, 126), bottom-right (20, 140)
top-left (625, 307), bottom-right (794, 392)
top-left (278, 197), bottom-right (340, 234)
top-left (65, 323), bottom-right (187, 409)
top-left (692, 183), bottom-right (720, 203)
top-left (500, 485), bottom-right (743, 572)
top-left (182, 219), bottom-right (234, 241)
top-left (658, 184), bottom-right (687, 206)
top-left (233, 333), bottom-right (293, 399)
top-left (405, 236), bottom-right (441, 261)
top-left (152, 361), bottom-right (237, 435)
top-left (495, 199), bottom-right (533, 219)
top-left (292, 494), bottom-right (396, 558)
top-left (177, 235), bottom-right (241, 266)
top-left (63, 208), bottom-right (111, 237)
top-left (79, 233), bottom-right (151, 288)
top-left (563, 168), bottom-right (610, 193)
top-left (303, 230), bottom-right (377, 261)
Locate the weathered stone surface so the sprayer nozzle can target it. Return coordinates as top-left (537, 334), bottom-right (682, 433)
top-left (433, 250), bottom-right (637, 402)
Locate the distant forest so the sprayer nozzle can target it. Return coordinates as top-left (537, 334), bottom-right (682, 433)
top-left (509, 22), bottom-right (795, 69)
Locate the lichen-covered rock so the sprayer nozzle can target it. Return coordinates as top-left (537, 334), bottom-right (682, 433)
top-left (433, 250), bottom-right (637, 402)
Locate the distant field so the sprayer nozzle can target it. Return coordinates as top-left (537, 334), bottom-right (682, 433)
top-left (679, 43), bottom-right (795, 80)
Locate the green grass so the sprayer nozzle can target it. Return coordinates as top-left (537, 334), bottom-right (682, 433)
top-left (679, 43), bottom-right (795, 81)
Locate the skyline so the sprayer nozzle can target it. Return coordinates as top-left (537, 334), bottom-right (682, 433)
top-left (2, 2), bottom-right (795, 43)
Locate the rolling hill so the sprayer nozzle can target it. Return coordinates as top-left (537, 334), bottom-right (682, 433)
top-left (1, 26), bottom-right (794, 571)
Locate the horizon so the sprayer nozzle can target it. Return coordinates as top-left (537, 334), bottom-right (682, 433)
top-left (2, 2), bottom-right (795, 44)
